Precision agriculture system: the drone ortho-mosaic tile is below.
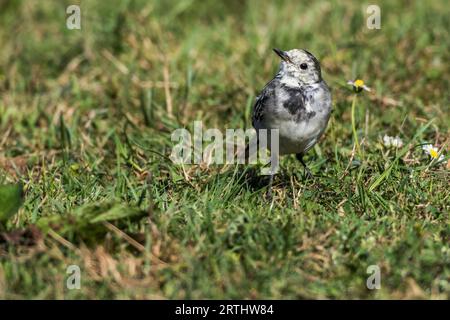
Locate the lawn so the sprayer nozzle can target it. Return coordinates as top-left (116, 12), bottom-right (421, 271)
top-left (0, 0), bottom-right (448, 299)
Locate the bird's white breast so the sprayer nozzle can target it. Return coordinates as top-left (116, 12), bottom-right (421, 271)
top-left (255, 83), bottom-right (331, 155)
top-left (269, 114), bottom-right (327, 155)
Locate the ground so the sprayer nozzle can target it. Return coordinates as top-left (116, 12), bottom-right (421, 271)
top-left (0, 0), bottom-right (448, 299)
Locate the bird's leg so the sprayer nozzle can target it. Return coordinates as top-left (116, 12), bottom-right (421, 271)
top-left (296, 153), bottom-right (313, 180)
top-left (265, 172), bottom-right (274, 200)
top-left (265, 140), bottom-right (279, 200)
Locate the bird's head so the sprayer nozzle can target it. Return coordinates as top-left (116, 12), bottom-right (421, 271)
top-left (273, 48), bottom-right (322, 85)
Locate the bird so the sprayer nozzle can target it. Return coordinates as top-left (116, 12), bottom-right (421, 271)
top-left (251, 48), bottom-right (332, 194)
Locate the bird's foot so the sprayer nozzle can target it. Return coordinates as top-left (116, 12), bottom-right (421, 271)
top-left (265, 188), bottom-right (273, 201)
top-left (304, 167), bottom-right (314, 180)
top-left (296, 153), bottom-right (314, 181)
top-left (264, 174), bottom-right (274, 201)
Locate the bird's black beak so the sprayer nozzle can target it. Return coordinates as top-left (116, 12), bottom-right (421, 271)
top-left (273, 48), bottom-right (292, 63)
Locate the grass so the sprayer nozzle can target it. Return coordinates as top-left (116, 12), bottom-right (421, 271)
top-left (0, 0), bottom-right (449, 299)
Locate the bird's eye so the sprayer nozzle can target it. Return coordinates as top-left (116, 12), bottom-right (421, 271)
top-left (300, 63), bottom-right (308, 70)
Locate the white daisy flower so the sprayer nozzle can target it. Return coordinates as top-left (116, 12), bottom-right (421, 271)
top-left (422, 144), bottom-right (445, 162)
top-left (383, 135), bottom-right (404, 148)
top-left (347, 79), bottom-right (371, 93)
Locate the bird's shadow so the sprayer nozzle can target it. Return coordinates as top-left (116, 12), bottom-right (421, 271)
top-left (239, 167), bottom-right (271, 192)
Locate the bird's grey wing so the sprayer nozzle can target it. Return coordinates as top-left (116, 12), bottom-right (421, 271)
top-left (252, 79), bottom-right (278, 128)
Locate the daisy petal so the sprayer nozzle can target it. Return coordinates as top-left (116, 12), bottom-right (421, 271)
top-left (422, 144), bottom-right (432, 152)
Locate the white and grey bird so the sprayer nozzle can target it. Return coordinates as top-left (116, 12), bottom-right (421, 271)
top-left (252, 48), bottom-right (332, 184)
